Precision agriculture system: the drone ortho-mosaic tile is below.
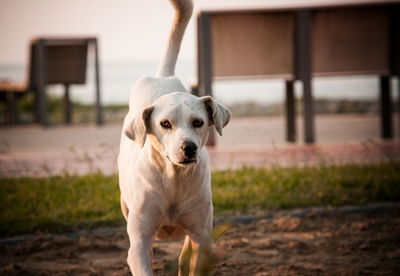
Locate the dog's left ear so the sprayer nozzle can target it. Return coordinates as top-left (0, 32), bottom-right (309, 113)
top-left (124, 106), bottom-right (154, 147)
top-left (201, 96), bottom-right (231, 136)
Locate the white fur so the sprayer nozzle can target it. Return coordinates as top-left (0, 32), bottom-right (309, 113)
top-left (118, 0), bottom-right (230, 275)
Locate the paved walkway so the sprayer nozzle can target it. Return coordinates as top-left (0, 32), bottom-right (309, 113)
top-left (0, 114), bottom-right (399, 176)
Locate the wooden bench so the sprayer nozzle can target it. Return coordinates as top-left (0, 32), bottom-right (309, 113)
top-left (0, 37), bottom-right (103, 126)
top-left (196, 0), bottom-right (400, 144)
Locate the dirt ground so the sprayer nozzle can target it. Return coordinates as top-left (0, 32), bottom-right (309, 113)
top-left (1, 205), bottom-right (399, 276)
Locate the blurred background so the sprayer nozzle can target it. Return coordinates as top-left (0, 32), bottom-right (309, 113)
top-left (1, 0), bottom-right (398, 133)
top-left (0, 0), bottom-right (399, 172)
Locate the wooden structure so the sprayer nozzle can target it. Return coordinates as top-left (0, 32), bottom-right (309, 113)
top-left (195, 0), bottom-right (400, 144)
top-left (0, 37), bottom-right (103, 126)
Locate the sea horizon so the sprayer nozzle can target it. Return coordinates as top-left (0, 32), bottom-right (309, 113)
top-left (0, 60), bottom-right (394, 106)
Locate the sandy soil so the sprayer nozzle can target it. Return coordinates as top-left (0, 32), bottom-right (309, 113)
top-left (1, 206), bottom-right (399, 276)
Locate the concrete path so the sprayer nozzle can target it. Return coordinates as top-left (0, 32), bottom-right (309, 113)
top-left (0, 114), bottom-right (399, 176)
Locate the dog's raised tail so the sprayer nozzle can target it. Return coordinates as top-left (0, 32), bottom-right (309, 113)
top-left (156, 0), bottom-right (193, 77)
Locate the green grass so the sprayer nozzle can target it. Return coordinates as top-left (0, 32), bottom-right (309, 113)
top-left (212, 163), bottom-right (400, 213)
top-left (1, 162), bottom-right (400, 237)
top-left (0, 174), bottom-right (121, 236)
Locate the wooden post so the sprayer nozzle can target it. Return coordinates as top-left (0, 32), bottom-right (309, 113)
top-left (398, 78), bottom-right (400, 139)
top-left (389, 5), bottom-right (400, 139)
top-left (64, 84), bottom-right (71, 124)
top-left (295, 10), bottom-right (315, 144)
top-left (34, 39), bottom-right (49, 126)
top-left (5, 92), bottom-right (17, 124)
top-left (197, 13), bottom-right (213, 97)
top-left (198, 13), bottom-right (215, 146)
top-left (379, 76), bottom-right (393, 139)
top-left (93, 39), bottom-right (104, 125)
top-left (285, 80), bottom-right (297, 142)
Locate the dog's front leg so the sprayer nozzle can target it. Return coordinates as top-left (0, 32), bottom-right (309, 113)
top-left (126, 212), bottom-right (158, 275)
top-left (127, 237), bottom-right (153, 275)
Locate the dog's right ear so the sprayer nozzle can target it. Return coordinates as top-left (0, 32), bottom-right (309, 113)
top-left (124, 106), bottom-right (154, 147)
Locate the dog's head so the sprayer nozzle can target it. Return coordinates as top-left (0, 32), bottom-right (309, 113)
top-left (125, 92), bottom-right (230, 167)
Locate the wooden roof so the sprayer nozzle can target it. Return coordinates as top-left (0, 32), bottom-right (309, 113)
top-left (196, 0), bottom-right (400, 13)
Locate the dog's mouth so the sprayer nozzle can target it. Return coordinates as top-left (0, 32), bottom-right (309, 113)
top-left (167, 156), bottom-right (197, 166)
top-left (178, 159), bottom-right (197, 165)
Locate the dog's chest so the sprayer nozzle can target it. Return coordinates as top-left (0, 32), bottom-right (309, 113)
top-left (165, 203), bottom-right (179, 223)
top-left (159, 171), bottom-right (197, 223)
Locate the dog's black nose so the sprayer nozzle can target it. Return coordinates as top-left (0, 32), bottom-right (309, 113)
top-left (182, 141), bottom-right (197, 158)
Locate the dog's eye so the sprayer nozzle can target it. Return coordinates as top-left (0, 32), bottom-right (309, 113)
top-left (160, 120), bottom-right (172, 129)
top-left (192, 119), bottom-right (204, 128)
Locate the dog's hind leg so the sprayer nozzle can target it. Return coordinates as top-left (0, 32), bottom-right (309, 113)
top-left (178, 235), bottom-right (192, 276)
top-left (189, 234), bottom-right (213, 276)
top-left (120, 195), bottom-right (129, 221)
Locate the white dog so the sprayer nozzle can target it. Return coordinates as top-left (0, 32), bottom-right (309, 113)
top-left (117, 0), bottom-right (230, 275)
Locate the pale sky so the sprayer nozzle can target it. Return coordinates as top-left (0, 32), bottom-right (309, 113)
top-left (0, 0), bottom-right (386, 64)
top-left (0, 0), bottom-right (193, 64)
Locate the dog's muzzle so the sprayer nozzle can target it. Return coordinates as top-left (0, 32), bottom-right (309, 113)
top-left (179, 141), bottom-right (197, 164)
